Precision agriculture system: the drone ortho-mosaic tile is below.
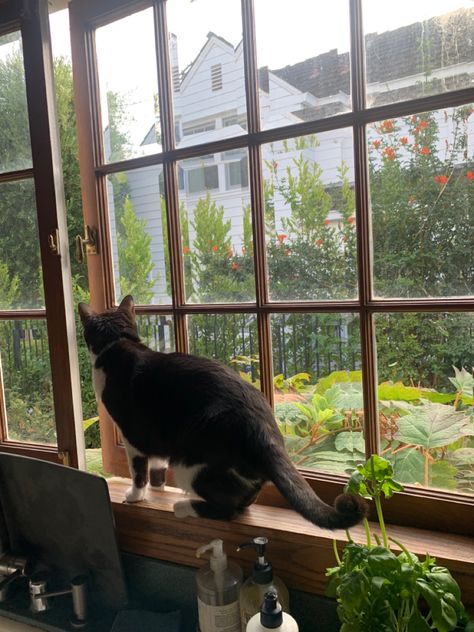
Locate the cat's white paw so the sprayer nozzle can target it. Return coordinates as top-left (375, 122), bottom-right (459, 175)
top-left (124, 485), bottom-right (146, 503)
top-left (173, 500), bottom-right (198, 518)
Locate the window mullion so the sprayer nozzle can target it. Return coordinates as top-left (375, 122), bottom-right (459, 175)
top-left (350, 0), bottom-right (379, 457)
top-left (153, 0), bottom-right (188, 352)
top-left (241, 0), bottom-right (273, 405)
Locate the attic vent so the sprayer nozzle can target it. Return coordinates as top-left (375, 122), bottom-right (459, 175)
top-left (172, 66), bottom-right (180, 92)
top-left (211, 64), bottom-right (223, 91)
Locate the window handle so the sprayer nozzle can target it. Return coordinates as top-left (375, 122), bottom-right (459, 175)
top-left (75, 225), bottom-right (98, 263)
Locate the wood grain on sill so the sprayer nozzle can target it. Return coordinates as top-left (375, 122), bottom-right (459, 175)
top-left (108, 479), bottom-right (474, 608)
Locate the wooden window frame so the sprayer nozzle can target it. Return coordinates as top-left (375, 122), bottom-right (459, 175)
top-left (69, 0), bottom-right (474, 536)
top-left (0, 0), bottom-right (84, 468)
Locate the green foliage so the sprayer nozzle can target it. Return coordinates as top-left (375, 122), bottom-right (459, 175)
top-left (117, 196), bottom-right (156, 303)
top-left (0, 261), bottom-right (19, 309)
top-left (327, 456), bottom-right (473, 632)
top-left (275, 367), bottom-right (474, 495)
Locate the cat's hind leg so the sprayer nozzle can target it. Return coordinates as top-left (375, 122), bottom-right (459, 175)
top-left (173, 466), bottom-right (262, 521)
top-left (149, 457), bottom-right (169, 490)
top-left (123, 437), bottom-right (148, 503)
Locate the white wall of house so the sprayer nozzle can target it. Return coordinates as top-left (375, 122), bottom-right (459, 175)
top-left (110, 31), bottom-right (474, 304)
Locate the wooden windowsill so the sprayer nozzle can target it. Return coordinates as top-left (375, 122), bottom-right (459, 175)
top-left (108, 479), bottom-right (474, 609)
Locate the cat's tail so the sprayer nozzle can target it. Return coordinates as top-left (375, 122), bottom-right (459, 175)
top-left (263, 439), bottom-right (367, 530)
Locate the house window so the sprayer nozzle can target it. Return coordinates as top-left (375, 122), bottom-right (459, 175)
top-left (187, 165), bottom-right (219, 194)
top-left (211, 63), bottom-right (223, 91)
top-left (69, 0), bottom-right (474, 534)
top-left (224, 152), bottom-right (249, 189)
top-left (182, 121), bottom-right (216, 136)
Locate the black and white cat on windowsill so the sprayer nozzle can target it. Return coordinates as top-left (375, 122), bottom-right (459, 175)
top-left (79, 296), bottom-right (367, 530)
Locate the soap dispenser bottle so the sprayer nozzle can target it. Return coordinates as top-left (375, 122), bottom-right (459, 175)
top-left (246, 591), bottom-right (298, 632)
top-left (237, 537), bottom-right (289, 630)
top-left (196, 539), bottom-right (243, 632)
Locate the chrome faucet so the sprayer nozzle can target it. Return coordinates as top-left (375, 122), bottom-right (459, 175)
top-left (0, 555), bottom-right (30, 602)
top-left (29, 572), bottom-right (88, 629)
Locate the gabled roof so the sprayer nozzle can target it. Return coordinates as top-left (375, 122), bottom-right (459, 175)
top-left (179, 31), bottom-right (241, 91)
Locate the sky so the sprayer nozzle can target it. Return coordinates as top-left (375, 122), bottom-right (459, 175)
top-left (45, 0), bottom-right (474, 151)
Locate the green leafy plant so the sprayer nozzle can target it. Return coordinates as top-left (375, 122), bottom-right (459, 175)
top-left (326, 455), bottom-right (474, 631)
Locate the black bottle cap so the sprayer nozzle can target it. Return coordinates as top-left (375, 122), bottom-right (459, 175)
top-left (260, 591), bottom-right (283, 628)
top-left (254, 560), bottom-right (273, 585)
top-left (237, 536), bottom-right (274, 584)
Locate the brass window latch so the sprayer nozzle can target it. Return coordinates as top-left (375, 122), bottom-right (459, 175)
top-left (75, 225), bottom-right (98, 263)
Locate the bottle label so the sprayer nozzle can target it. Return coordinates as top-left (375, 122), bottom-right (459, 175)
top-left (197, 597), bottom-right (241, 632)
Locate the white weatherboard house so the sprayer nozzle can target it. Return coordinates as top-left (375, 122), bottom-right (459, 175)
top-left (108, 10), bottom-right (474, 304)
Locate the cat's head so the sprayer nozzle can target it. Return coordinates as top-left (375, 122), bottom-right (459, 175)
top-left (78, 295), bottom-right (140, 356)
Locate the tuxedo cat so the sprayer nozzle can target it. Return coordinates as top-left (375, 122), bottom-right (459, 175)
top-left (79, 296), bottom-right (366, 529)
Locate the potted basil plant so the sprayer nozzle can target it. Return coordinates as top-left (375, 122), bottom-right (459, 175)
top-left (326, 455), bottom-right (474, 632)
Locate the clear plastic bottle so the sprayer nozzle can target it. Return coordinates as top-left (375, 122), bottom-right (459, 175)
top-left (196, 539), bottom-right (243, 632)
top-left (237, 537), bottom-right (290, 631)
top-left (246, 591), bottom-right (298, 632)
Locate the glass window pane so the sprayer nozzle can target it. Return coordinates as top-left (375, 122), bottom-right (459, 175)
top-left (364, 1), bottom-right (474, 107)
top-left (272, 313), bottom-right (363, 475)
top-left (0, 179), bottom-right (45, 309)
top-left (95, 8), bottom-right (161, 163)
top-left (264, 133), bottom-right (357, 301)
top-left (376, 312), bottom-right (474, 496)
top-left (179, 152), bottom-right (255, 303)
top-left (0, 319), bottom-right (56, 445)
top-left (136, 314), bottom-right (175, 353)
top-left (106, 167), bottom-right (171, 305)
top-left (0, 31), bottom-right (32, 173)
top-left (167, 0), bottom-right (247, 148)
top-left (370, 105), bottom-right (474, 298)
top-left (188, 313), bottom-right (258, 375)
top-left (255, 0), bottom-right (351, 130)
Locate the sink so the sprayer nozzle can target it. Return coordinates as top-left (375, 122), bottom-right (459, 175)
top-left (0, 615), bottom-right (46, 631)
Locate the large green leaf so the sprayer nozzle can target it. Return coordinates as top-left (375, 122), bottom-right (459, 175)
top-left (431, 460), bottom-right (458, 490)
top-left (448, 448), bottom-right (474, 466)
top-left (394, 403), bottom-right (474, 449)
top-left (325, 383), bottom-right (364, 411)
top-left (391, 447), bottom-right (425, 485)
top-left (335, 431), bottom-right (365, 454)
top-left (449, 366), bottom-right (474, 400)
top-left (378, 381), bottom-right (455, 405)
top-left (316, 370), bottom-right (362, 394)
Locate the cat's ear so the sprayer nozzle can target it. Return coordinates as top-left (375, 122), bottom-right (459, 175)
top-left (78, 302), bottom-right (95, 325)
top-left (118, 295), bottom-right (135, 317)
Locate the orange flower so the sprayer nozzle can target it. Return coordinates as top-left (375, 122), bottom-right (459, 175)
top-left (372, 139), bottom-right (381, 149)
top-left (400, 137), bottom-right (408, 145)
top-left (324, 218), bottom-right (331, 225)
top-left (420, 147), bottom-right (430, 155)
top-left (183, 246), bottom-right (190, 254)
top-left (277, 233), bottom-right (287, 242)
top-left (434, 175), bottom-right (448, 185)
top-left (380, 119), bottom-right (394, 133)
top-left (231, 262), bottom-right (239, 270)
top-left (212, 245), bottom-right (219, 252)
top-left (348, 216), bottom-right (355, 224)
top-left (382, 147), bottom-right (396, 161)
top-left (418, 120), bottom-right (428, 129)
top-left (466, 171), bottom-right (474, 180)
top-left (315, 238), bottom-right (324, 247)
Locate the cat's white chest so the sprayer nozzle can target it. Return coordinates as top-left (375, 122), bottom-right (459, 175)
top-left (92, 365), bottom-right (106, 401)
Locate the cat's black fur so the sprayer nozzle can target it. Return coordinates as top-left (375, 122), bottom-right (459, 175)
top-left (79, 296), bottom-right (367, 529)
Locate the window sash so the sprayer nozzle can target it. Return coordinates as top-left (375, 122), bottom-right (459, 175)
top-left (69, 0), bottom-right (474, 529)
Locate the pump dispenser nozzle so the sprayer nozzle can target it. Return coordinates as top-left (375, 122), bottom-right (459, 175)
top-left (196, 539), bottom-right (228, 573)
top-left (237, 537), bottom-right (273, 584)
